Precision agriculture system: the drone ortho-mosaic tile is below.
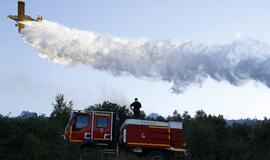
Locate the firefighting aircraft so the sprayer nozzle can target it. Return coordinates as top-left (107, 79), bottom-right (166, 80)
top-left (8, 1), bottom-right (42, 33)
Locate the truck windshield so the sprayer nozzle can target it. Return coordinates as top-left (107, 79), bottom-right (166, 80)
top-left (75, 115), bottom-right (89, 129)
top-left (96, 117), bottom-right (108, 128)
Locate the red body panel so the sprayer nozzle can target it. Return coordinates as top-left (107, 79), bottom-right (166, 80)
top-left (126, 125), bottom-right (170, 148)
top-left (170, 128), bottom-right (184, 149)
top-left (120, 119), bottom-right (185, 150)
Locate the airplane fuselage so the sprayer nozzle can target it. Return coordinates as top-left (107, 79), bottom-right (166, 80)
top-left (8, 1), bottom-right (42, 33)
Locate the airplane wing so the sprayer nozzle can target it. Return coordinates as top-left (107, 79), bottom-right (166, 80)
top-left (8, 15), bottom-right (18, 20)
top-left (24, 15), bottom-right (34, 21)
top-left (18, 1), bottom-right (25, 21)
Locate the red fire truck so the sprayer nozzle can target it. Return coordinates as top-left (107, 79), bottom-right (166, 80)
top-left (64, 111), bottom-right (186, 160)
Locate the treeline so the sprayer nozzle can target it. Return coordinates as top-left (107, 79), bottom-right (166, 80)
top-left (1, 94), bottom-right (270, 160)
top-left (0, 94), bottom-right (80, 160)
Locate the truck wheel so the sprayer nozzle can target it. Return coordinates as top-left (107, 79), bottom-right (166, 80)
top-left (146, 151), bottom-right (168, 160)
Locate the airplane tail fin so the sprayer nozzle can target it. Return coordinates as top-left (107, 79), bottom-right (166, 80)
top-left (37, 15), bottom-right (43, 21)
top-left (18, 1), bottom-right (25, 21)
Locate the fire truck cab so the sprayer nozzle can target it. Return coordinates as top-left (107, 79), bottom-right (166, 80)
top-left (65, 111), bottom-right (186, 160)
top-left (65, 111), bottom-right (114, 143)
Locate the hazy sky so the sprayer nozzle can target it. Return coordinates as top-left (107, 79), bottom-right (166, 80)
top-left (1, 0), bottom-right (270, 119)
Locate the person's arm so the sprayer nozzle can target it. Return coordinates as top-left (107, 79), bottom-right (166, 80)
top-left (130, 103), bottom-right (133, 110)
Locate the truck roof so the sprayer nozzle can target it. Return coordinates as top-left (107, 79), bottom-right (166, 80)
top-left (73, 110), bottom-right (115, 114)
top-left (121, 119), bottom-right (183, 129)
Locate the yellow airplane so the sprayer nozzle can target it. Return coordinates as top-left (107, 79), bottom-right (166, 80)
top-left (8, 1), bottom-right (42, 33)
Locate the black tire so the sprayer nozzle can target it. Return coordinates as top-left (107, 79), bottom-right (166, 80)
top-left (146, 151), bottom-right (168, 160)
top-left (80, 146), bottom-right (104, 160)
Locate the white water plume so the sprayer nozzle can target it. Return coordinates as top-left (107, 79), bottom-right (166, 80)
top-left (21, 20), bottom-right (270, 93)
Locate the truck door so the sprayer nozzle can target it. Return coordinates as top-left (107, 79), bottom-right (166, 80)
top-left (93, 113), bottom-right (113, 141)
top-left (70, 113), bottom-right (92, 142)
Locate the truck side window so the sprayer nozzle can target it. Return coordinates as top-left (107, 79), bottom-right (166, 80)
top-left (96, 117), bottom-right (108, 128)
top-left (75, 115), bottom-right (89, 130)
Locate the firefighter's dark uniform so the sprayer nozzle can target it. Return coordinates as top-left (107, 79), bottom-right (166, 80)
top-left (130, 100), bottom-right (141, 119)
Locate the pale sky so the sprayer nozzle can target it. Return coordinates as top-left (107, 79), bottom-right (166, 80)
top-left (1, 0), bottom-right (270, 119)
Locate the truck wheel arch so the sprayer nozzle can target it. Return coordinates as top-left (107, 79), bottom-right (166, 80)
top-left (146, 150), bottom-right (168, 160)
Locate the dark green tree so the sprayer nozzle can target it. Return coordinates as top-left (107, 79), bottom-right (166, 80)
top-left (185, 110), bottom-right (228, 160)
top-left (50, 94), bottom-right (73, 130)
top-left (168, 110), bottom-right (183, 121)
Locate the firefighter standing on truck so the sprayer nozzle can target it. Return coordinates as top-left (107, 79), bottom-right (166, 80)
top-left (130, 98), bottom-right (141, 119)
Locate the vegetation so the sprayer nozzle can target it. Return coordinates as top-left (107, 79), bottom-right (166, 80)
top-left (0, 94), bottom-right (270, 160)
